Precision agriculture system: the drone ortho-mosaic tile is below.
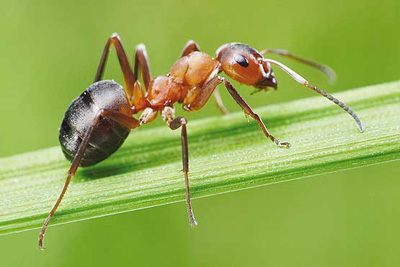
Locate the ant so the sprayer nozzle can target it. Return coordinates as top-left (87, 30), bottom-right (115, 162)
top-left (38, 33), bottom-right (364, 249)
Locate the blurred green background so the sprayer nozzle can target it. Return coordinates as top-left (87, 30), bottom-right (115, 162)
top-left (0, 0), bottom-right (399, 266)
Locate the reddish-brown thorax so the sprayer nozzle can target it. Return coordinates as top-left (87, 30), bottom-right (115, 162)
top-left (144, 51), bottom-right (220, 110)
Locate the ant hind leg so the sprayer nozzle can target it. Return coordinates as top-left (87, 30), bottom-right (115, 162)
top-left (94, 34), bottom-right (136, 101)
top-left (38, 109), bottom-right (140, 250)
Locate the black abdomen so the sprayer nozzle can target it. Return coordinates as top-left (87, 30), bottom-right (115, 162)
top-left (59, 80), bottom-right (130, 167)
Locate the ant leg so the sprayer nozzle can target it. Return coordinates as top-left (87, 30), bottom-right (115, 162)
top-left (180, 41), bottom-right (229, 114)
top-left (162, 107), bottom-right (197, 226)
top-left (260, 49), bottom-right (336, 82)
top-left (212, 88), bottom-right (229, 115)
top-left (131, 80), bottom-right (148, 113)
top-left (222, 78), bottom-right (291, 147)
top-left (133, 44), bottom-right (151, 90)
top-left (139, 107), bottom-right (158, 124)
top-left (181, 40), bottom-right (200, 57)
top-left (265, 59), bottom-right (364, 132)
top-left (184, 76), bottom-right (288, 147)
top-left (93, 33), bottom-right (136, 99)
top-left (183, 76), bottom-right (222, 111)
top-left (38, 109), bottom-right (140, 250)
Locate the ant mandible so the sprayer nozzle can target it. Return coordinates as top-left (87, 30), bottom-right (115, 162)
top-left (38, 33), bottom-right (364, 249)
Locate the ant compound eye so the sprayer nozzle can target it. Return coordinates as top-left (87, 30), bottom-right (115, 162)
top-left (234, 55), bottom-right (249, 67)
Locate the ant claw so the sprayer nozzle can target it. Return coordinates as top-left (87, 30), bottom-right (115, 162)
top-left (190, 219), bottom-right (198, 227)
top-left (278, 141), bottom-right (291, 148)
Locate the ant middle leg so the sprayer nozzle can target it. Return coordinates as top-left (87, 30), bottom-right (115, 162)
top-left (162, 106), bottom-right (197, 227)
top-left (129, 44), bottom-right (152, 112)
top-left (132, 44), bottom-right (151, 90)
top-left (93, 34), bottom-right (150, 110)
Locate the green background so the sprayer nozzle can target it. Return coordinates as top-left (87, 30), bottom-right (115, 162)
top-left (0, 0), bottom-right (399, 266)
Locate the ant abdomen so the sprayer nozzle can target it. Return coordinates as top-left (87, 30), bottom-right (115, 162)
top-left (59, 80), bottom-right (130, 167)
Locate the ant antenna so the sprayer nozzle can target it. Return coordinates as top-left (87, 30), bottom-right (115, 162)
top-left (264, 59), bottom-right (364, 132)
top-left (261, 49), bottom-right (337, 83)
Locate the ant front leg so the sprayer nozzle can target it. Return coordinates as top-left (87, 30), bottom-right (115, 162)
top-left (181, 40), bottom-right (200, 57)
top-left (222, 78), bottom-right (290, 147)
top-left (184, 76), bottom-right (289, 148)
top-left (162, 106), bottom-right (197, 227)
top-left (211, 88), bottom-right (229, 115)
top-left (38, 109), bottom-right (140, 250)
top-left (180, 40), bottom-right (229, 115)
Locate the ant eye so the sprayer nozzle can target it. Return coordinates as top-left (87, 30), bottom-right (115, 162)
top-left (234, 55), bottom-right (249, 67)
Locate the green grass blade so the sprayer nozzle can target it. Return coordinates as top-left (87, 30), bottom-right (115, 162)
top-left (0, 81), bottom-right (399, 235)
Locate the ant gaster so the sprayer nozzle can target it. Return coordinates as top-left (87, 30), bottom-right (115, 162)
top-left (39, 33), bottom-right (364, 249)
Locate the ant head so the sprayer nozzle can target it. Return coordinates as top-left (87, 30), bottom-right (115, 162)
top-left (216, 43), bottom-right (277, 90)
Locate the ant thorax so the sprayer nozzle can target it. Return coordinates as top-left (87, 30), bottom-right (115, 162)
top-left (146, 51), bottom-right (219, 109)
